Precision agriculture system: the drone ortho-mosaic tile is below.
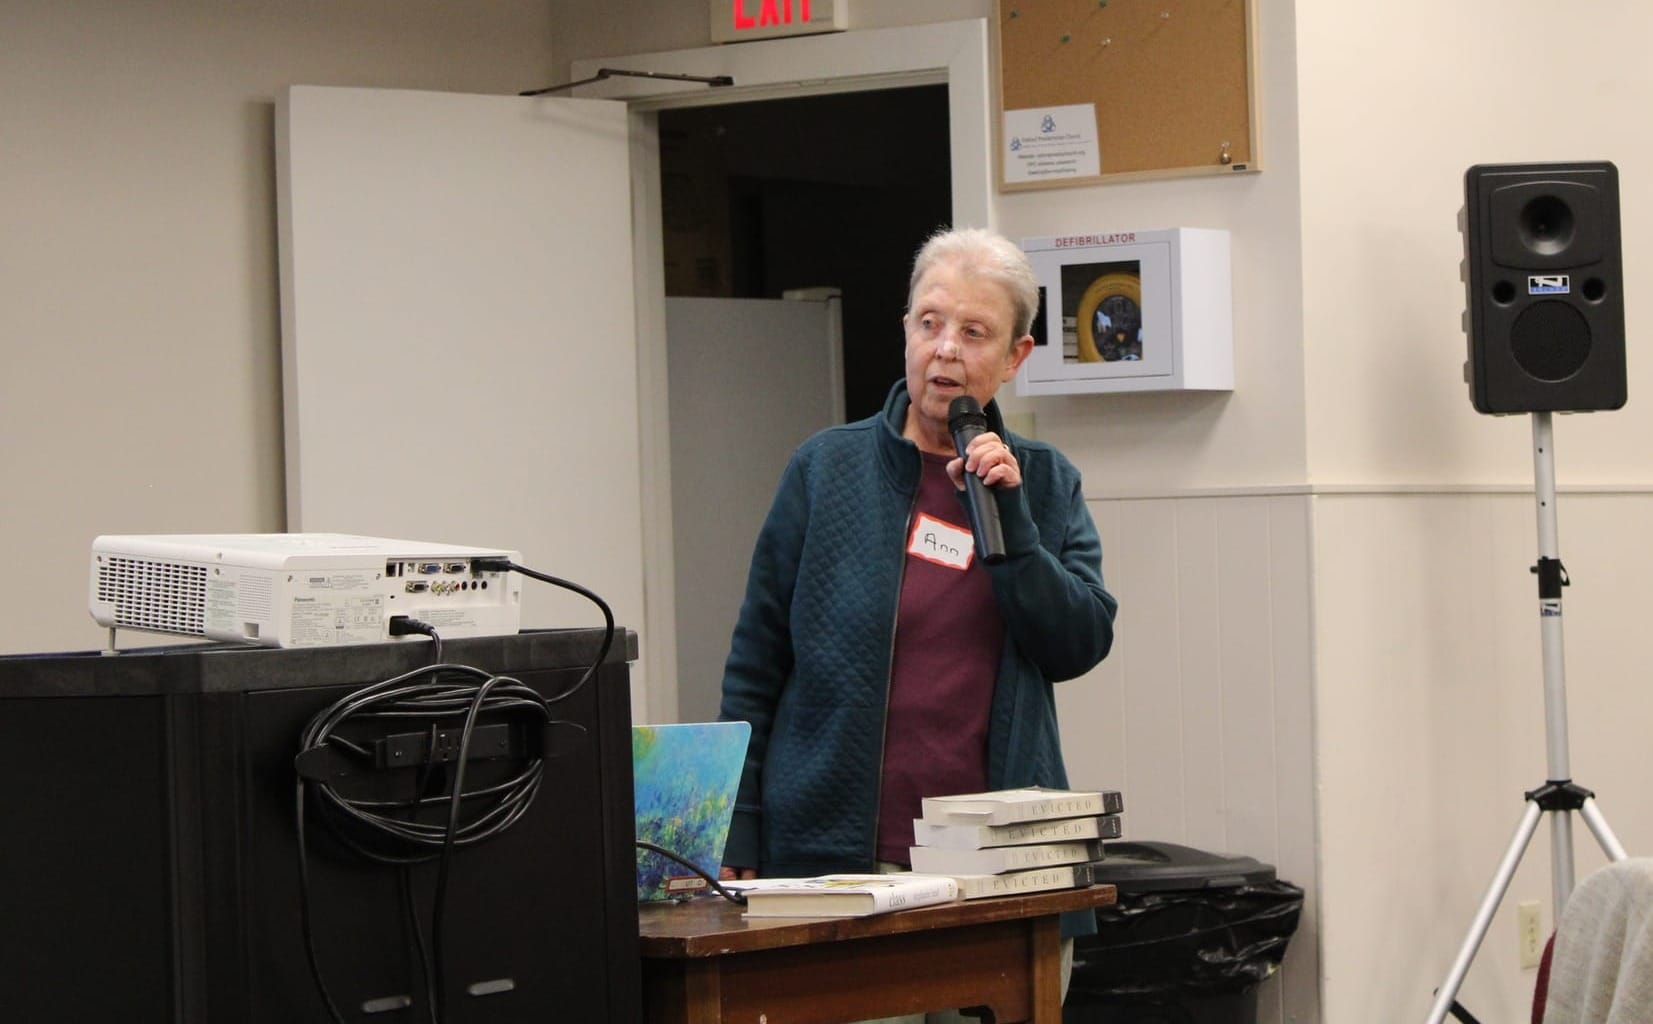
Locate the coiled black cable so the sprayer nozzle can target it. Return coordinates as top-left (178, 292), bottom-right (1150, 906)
top-left (296, 663), bottom-right (552, 1022)
top-left (295, 559), bottom-right (615, 1023)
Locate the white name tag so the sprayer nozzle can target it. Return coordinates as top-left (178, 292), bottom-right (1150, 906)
top-left (907, 513), bottom-right (974, 570)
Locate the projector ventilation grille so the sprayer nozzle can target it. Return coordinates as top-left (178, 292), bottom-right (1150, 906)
top-left (97, 556), bottom-right (209, 636)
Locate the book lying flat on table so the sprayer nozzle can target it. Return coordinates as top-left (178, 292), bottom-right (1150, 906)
top-left (920, 787), bottom-right (1124, 826)
top-left (912, 812), bottom-right (1122, 851)
top-left (738, 873), bottom-right (960, 918)
top-left (952, 860), bottom-right (1103, 901)
top-left (909, 838), bottom-right (1107, 876)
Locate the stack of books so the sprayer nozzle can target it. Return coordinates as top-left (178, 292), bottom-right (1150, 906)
top-left (909, 786), bottom-right (1123, 900)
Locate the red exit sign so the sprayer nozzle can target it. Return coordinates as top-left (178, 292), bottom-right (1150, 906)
top-left (710, 0), bottom-right (846, 43)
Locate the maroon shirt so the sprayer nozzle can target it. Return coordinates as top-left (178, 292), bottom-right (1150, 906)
top-left (875, 451), bottom-right (1005, 864)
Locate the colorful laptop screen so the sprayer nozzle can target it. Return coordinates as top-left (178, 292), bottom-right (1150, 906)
top-left (632, 721), bottom-right (750, 901)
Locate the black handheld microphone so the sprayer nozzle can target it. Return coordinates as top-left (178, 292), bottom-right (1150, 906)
top-left (947, 395), bottom-right (1007, 566)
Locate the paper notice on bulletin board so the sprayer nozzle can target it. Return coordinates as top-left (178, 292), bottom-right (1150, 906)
top-left (1002, 104), bottom-right (1101, 185)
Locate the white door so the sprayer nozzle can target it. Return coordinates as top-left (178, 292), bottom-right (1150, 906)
top-left (665, 293), bottom-right (842, 723)
top-left (276, 86), bottom-right (651, 716)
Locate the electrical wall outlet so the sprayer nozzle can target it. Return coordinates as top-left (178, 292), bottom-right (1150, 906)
top-left (1518, 900), bottom-right (1544, 969)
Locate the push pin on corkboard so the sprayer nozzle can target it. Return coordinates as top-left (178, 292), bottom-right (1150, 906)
top-left (1219, 141), bottom-right (1233, 165)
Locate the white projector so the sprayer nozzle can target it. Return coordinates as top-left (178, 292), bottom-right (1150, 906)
top-left (89, 533), bottom-right (523, 648)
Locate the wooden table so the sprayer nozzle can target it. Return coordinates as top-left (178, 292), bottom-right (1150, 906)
top-left (638, 884), bottom-right (1117, 1024)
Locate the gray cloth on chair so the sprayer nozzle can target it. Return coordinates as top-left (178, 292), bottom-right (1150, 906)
top-left (1544, 858), bottom-right (1653, 1024)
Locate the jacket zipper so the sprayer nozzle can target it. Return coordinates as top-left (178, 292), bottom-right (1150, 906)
top-left (868, 452), bottom-right (922, 868)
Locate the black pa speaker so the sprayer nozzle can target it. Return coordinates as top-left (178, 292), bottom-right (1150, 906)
top-left (1460, 161), bottom-right (1626, 414)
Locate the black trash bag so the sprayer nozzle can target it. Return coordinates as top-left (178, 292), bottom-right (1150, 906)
top-left (1071, 881), bottom-right (1305, 996)
top-left (1065, 842), bottom-right (1305, 1024)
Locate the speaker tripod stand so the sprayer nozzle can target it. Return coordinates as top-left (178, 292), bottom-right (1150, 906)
top-left (1425, 411), bottom-right (1629, 1024)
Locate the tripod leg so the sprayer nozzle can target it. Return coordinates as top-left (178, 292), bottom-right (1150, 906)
top-left (1425, 802), bottom-right (1545, 1024)
top-left (1578, 797), bottom-right (1629, 862)
top-left (1550, 805), bottom-right (1574, 918)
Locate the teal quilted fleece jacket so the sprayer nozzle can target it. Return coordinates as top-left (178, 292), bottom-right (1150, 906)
top-left (719, 381), bottom-right (1117, 926)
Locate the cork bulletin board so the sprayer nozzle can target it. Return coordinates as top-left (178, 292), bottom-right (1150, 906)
top-left (995, 0), bottom-right (1257, 189)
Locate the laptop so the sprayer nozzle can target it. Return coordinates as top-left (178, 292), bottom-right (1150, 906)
top-left (632, 721), bottom-right (750, 901)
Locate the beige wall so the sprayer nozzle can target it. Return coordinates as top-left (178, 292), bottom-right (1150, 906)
top-left (0, 0), bottom-right (557, 654)
top-left (1295, 0), bottom-right (1653, 1017)
top-left (1298, 0), bottom-right (1653, 486)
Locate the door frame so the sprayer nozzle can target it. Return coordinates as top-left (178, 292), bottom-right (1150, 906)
top-left (572, 19), bottom-right (994, 722)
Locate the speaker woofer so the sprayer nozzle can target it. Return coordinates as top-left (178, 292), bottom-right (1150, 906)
top-left (1510, 300), bottom-right (1591, 382)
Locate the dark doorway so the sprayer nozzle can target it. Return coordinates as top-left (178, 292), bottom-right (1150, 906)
top-left (657, 84), bottom-right (953, 421)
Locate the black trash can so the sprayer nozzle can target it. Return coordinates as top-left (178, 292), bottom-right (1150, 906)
top-left (1064, 841), bottom-right (1304, 1024)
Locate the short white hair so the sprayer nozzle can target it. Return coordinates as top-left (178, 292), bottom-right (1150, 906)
top-left (907, 227), bottom-right (1040, 341)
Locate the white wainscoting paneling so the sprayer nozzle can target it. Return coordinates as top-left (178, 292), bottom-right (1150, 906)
top-left (1058, 493), bottom-right (1318, 1024)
